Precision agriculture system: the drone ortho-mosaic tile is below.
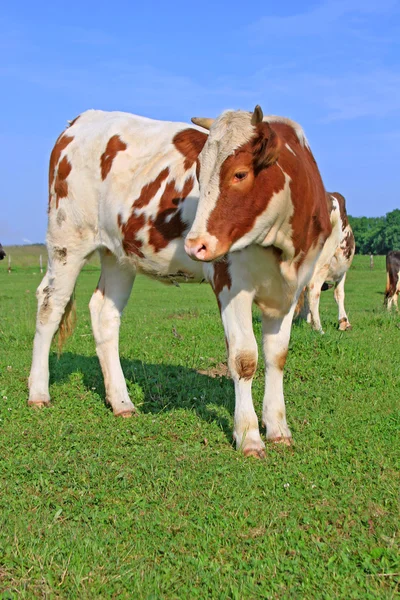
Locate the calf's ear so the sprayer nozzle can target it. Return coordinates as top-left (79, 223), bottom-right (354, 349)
top-left (252, 122), bottom-right (281, 174)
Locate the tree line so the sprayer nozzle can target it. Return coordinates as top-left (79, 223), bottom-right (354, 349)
top-left (348, 209), bottom-right (400, 255)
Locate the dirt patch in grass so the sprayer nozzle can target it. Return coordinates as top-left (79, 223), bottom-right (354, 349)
top-left (197, 362), bottom-right (229, 378)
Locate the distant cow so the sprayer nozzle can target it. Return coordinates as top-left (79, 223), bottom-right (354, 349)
top-left (385, 250), bottom-right (400, 311)
top-left (0, 244), bottom-right (6, 260)
top-left (29, 106), bottom-right (337, 457)
top-left (297, 192), bottom-right (355, 333)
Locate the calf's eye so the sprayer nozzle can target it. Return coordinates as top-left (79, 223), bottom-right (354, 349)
top-left (234, 171), bottom-right (248, 181)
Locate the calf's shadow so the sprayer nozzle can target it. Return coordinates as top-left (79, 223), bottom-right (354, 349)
top-left (49, 352), bottom-right (234, 441)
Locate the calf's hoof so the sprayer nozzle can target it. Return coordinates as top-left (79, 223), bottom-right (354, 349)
top-left (28, 396), bottom-right (51, 408)
top-left (234, 429), bottom-right (266, 459)
top-left (243, 446), bottom-right (266, 459)
top-left (113, 408), bottom-right (137, 418)
top-left (339, 320), bottom-right (352, 331)
top-left (268, 436), bottom-right (293, 447)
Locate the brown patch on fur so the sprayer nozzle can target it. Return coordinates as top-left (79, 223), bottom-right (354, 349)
top-left (173, 128), bottom-right (207, 170)
top-left (235, 350), bottom-right (257, 380)
top-left (118, 213), bottom-right (145, 258)
top-left (134, 168), bottom-right (169, 209)
top-left (38, 285), bottom-right (53, 324)
top-left (341, 230), bottom-right (355, 260)
top-left (119, 163), bottom-right (195, 256)
top-left (275, 348), bottom-right (288, 371)
top-left (54, 156), bottom-right (72, 208)
top-left (100, 135), bottom-right (127, 180)
top-left (57, 294), bottom-right (77, 355)
top-left (53, 246), bottom-right (67, 265)
top-left (213, 260), bottom-right (232, 297)
top-left (118, 168), bottom-right (170, 257)
top-left (148, 176), bottom-right (194, 252)
top-left (49, 134), bottom-right (74, 208)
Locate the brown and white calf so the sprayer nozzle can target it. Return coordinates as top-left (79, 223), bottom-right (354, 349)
top-left (0, 244), bottom-right (6, 260)
top-left (29, 106), bottom-right (333, 457)
top-left (385, 250), bottom-right (400, 311)
top-left (297, 192), bottom-right (355, 333)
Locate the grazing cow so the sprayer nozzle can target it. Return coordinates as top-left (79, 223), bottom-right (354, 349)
top-left (0, 244), bottom-right (6, 260)
top-left (29, 106), bottom-right (333, 457)
top-left (385, 250), bottom-right (400, 311)
top-left (296, 192), bottom-right (355, 333)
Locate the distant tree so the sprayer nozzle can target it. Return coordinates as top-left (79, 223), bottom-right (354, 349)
top-left (383, 209), bottom-right (400, 251)
top-left (348, 209), bottom-right (400, 254)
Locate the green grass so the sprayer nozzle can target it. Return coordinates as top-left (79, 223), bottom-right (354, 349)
top-left (0, 254), bottom-right (399, 598)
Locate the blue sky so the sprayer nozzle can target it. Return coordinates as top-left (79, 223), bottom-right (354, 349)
top-left (1, 0), bottom-right (399, 244)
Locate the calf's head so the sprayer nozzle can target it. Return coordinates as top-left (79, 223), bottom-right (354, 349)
top-left (185, 105), bottom-right (282, 261)
top-left (0, 244), bottom-right (6, 260)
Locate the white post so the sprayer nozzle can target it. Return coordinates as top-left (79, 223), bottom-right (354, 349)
top-left (40, 254), bottom-right (43, 274)
top-left (370, 254), bottom-right (374, 270)
top-left (8, 254), bottom-right (11, 274)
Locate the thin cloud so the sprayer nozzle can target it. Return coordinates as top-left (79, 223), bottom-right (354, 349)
top-left (248, 0), bottom-right (398, 39)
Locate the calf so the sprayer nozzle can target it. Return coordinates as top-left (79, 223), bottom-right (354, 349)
top-left (0, 244), bottom-right (6, 260)
top-left (385, 250), bottom-right (400, 310)
top-left (29, 106), bottom-right (332, 457)
top-left (297, 192), bottom-right (355, 333)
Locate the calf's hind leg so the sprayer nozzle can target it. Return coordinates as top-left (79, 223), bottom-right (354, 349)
top-left (307, 269), bottom-right (329, 333)
top-left (89, 250), bottom-right (136, 416)
top-left (29, 248), bottom-right (89, 407)
top-left (334, 273), bottom-right (351, 330)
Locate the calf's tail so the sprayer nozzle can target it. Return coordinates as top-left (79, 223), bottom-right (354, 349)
top-left (384, 271), bottom-right (394, 301)
top-left (57, 292), bottom-right (77, 356)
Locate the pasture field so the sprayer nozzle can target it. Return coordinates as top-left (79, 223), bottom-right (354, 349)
top-left (0, 252), bottom-right (399, 598)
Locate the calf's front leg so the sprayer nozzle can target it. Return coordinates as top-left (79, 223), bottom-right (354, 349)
top-left (217, 286), bottom-right (265, 458)
top-left (261, 306), bottom-right (295, 445)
